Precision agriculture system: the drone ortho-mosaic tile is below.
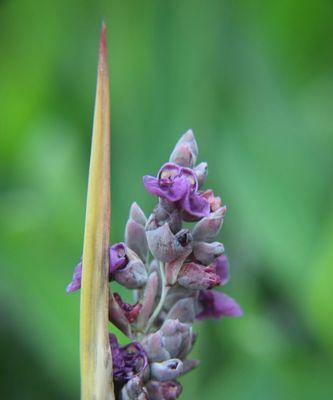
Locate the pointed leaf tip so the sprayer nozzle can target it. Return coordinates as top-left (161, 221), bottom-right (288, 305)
top-left (99, 23), bottom-right (107, 68)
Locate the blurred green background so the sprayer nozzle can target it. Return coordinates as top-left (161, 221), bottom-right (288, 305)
top-left (1, 0), bottom-right (333, 398)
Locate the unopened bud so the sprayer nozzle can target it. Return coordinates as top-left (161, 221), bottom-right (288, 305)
top-left (141, 330), bottom-right (170, 362)
top-left (146, 380), bottom-right (182, 400)
top-left (194, 162), bottom-right (208, 187)
top-left (160, 319), bottom-right (193, 360)
top-left (213, 254), bottom-right (230, 285)
top-left (113, 247), bottom-right (148, 289)
top-left (191, 207), bottom-right (226, 242)
top-left (165, 247), bottom-right (192, 286)
top-left (136, 271), bottom-right (159, 329)
top-left (125, 204), bottom-right (148, 262)
top-left (151, 359), bottom-right (183, 381)
top-left (193, 241), bottom-right (224, 265)
top-left (163, 286), bottom-right (196, 311)
top-left (182, 359), bottom-right (200, 375)
top-left (108, 293), bottom-right (131, 337)
top-left (141, 319), bottom-right (193, 362)
top-left (178, 262), bottom-right (221, 290)
top-left (147, 201), bottom-right (182, 234)
top-left (169, 129), bottom-right (198, 168)
top-left (166, 298), bottom-right (195, 323)
top-left (129, 202), bottom-right (147, 225)
top-left (66, 260), bottom-right (82, 293)
top-left (146, 223), bottom-right (192, 263)
top-left (120, 377), bottom-right (148, 400)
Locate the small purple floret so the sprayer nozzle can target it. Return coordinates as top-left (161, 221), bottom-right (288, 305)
top-left (109, 242), bottom-right (128, 273)
top-left (213, 254), bottom-right (230, 286)
top-left (109, 334), bottom-right (148, 384)
top-left (66, 243), bottom-right (128, 293)
top-left (66, 260), bottom-right (82, 293)
top-left (143, 162), bottom-right (210, 219)
top-left (196, 290), bottom-right (243, 320)
top-left (143, 163), bottom-right (189, 203)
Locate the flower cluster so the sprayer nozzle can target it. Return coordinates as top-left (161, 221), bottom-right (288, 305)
top-left (67, 130), bottom-right (242, 399)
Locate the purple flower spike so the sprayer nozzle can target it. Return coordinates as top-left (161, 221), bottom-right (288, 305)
top-left (143, 163), bottom-right (189, 203)
top-left (109, 242), bottom-right (128, 273)
top-left (67, 129), bottom-right (242, 398)
top-left (196, 290), bottom-right (243, 320)
top-left (109, 334), bottom-right (148, 384)
top-left (66, 260), bottom-right (82, 293)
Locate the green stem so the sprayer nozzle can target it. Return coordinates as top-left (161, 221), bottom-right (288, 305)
top-left (144, 261), bottom-right (169, 334)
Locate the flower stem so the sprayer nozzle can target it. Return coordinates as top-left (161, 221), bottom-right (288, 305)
top-left (144, 262), bottom-right (169, 333)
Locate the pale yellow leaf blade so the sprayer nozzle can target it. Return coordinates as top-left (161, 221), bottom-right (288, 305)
top-left (80, 23), bottom-right (114, 400)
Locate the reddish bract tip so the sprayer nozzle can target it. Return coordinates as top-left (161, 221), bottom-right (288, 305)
top-left (99, 22), bottom-right (107, 69)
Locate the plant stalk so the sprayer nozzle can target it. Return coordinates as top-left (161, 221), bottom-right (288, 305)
top-left (80, 23), bottom-right (114, 400)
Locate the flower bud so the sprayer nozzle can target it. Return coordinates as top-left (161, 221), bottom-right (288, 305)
top-left (125, 204), bottom-right (148, 262)
top-left (201, 189), bottom-right (222, 212)
top-left (129, 202), bottom-right (147, 226)
top-left (141, 330), bottom-right (170, 362)
top-left (169, 129), bottom-right (198, 168)
top-left (178, 263), bottom-right (221, 290)
top-left (194, 162), bottom-right (208, 187)
top-left (141, 319), bottom-right (192, 362)
top-left (113, 247), bottom-right (148, 289)
top-left (109, 242), bottom-right (128, 272)
top-left (66, 260), bottom-right (82, 293)
top-left (147, 200), bottom-right (182, 234)
top-left (135, 271), bottom-right (159, 329)
top-left (166, 298), bottom-right (195, 323)
top-left (151, 359), bottom-right (183, 381)
top-left (213, 254), bottom-right (229, 285)
top-left (191, 207), bottom-right (226, 242)
top-left (120, 377), bottom-right (149, 400)
top-left (165, 247), bottom-right (192, 286)
top-left (146, 223), bottom-right (192, 263)
top-left (193, 241), bottom-right (224, 265)
top-left (108, 293), bottom-right (131, 337)
top-left (160, 319), bottom-right (193, 360)
top-left (163, 286), bottom-right (196, 311)
top-left (146, 380), bottom-right (182, 400)
top-left (182, 359), bottom-right (199, 375)
top-left (113, 292), bottom-right (142, 323)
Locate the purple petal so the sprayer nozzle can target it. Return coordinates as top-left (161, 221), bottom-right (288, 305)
top-left (143, 175), bottom-right (189, 202)
top-left (213, 254), bottom-right (230, 286)
top-left (109, 334), bottom-right (148, 384)
top-left (196, 290), bottom-right (242, 320)
top-left (109, 242), bottom-right (127, 273)
top-left (66, 261), bottom-right (82, 293)
top-left (180, 192), bottom-right (210, 220)
top-left (180, 167), bottom-right (198, 191)
top-left (143, 163), bottom-right (192, 203)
